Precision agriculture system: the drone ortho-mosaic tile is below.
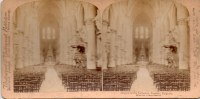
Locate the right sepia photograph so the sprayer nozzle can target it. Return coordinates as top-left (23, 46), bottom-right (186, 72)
top-left (11, 0), bottom-right (191, 93)
top-left (101, 0), bottom-right (190, 91)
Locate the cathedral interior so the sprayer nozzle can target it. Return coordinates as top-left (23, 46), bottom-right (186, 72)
top-left (13, 0), bottom-right (190, 92)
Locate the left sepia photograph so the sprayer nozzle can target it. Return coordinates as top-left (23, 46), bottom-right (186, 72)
top-left (13, 0), bottom-right (102, 93)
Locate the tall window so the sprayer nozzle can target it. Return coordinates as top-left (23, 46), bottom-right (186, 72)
top-left (140, 26), bottom-right (144, 39)
top-left (135, 26), bottom-right (149, 39)
top-left (42, 27), bottom-right (56, 40)
top-left (145, 27), bottom-right (149, 39)
top-left (52, 29), bottom-right (55, 39)
top-left (42, 28), bottom-right (46, 39)
top-left (47, 27), bottom-right (51, 40)
top-left (135, 27), bottom-right (139, 39)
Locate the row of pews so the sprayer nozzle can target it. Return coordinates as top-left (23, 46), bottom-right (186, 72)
top-left (14, 66), bottom-right (46, 93)
top-left (103, 65), bottom-right (138, 91)
top-left (56, 65), bottom-right (138, 91)
top-left (148, 64), bottom-right (190, 91)
top-left (55, 65), bottom-right (102, 91)
top-left (153, 72), bottom-right (190, 91)
top-left (103, 71), bottom-right (137, 91)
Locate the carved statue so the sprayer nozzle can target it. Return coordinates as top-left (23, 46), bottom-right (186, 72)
top-left (45, 44), bottom-right (55, 65)
top-left (164, 31), bottom-right (178, 68)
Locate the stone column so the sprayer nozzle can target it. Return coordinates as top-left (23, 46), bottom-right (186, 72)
top-left (119, 35), bottom-right (123, 65)
top-left (121, 25), bottom-right (126, 65)
top-left (152, 17), bottom-right (162, 64)
top-left (125, 19), bottom-right (133, 64)
top-left (76, 3), bottom-right (84, 31)
top-left (59, 16), bottom-right (67, 65)
top-left (169, 5), bottom-right (177, 31)
top-left (161, 18), bottom-right (170, 66)
top-left (165, 18), bottom-right (170, 65)
top-left (15, 8), bottom-right (25, 68)
top-left (25, 38), bottom-right (31, 66)
top-left (15, 31), bottom-right (24, 69)
top-left (58, 21), bottom-right (63, 64)
top-left (28, 23), bottom-right (34, 66)
top-left (32, 16), bottom-right (41, 65)
top-left (108, 7), bottom-right (118, 67)
top-left (101, 20), bottom-right (109, 69)
top-left (160, 23), bottom-right (166, 65)
top-left (24, 37), bottom-right (29, 66)
top-left (83, 3), bottom-right (97, 69)
top-left (177, 4), bottom-right (189, 69)
top-left (116, 35), bottom-right (121, 66)
top-left (108, 29), bottom-right (117, 67)
top-left (117, 19), bottom-right (124, 66)
top-left (178, 19), bottom-right (189, 69)
top-left (24, 21), bottom-right (30, 67)
top-left (34, 2), bottom-right (41, 65)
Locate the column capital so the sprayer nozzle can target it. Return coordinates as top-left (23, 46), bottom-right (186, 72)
top-left (85, 18), bottom-right (94, 25)
top-left (15, 29), bottom-right (24, 35)
top-left (106, 27), bottom-right (116, 33)
top-left (102, 20), bottom-right (109, 26)
top-left (177, 17), bottom-right (189, 25)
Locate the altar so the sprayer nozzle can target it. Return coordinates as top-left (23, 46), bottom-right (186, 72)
top-left (45, 45), bottom-right (55, 65)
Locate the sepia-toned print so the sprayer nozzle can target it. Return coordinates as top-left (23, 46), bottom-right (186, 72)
top-left (2, 0), bottom-right (200, 98)
top-left (13, 0), bottom-right (190, 93)
top-left (13, 0), bottom-right (102, 92)
top-left (101, 0), bottom-right (190, 91)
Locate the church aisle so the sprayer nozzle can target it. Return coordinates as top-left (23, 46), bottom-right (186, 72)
top-left (40, 66), bottom-right (66, 92)
top-left (130, 66), bottom-right (157, 92)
